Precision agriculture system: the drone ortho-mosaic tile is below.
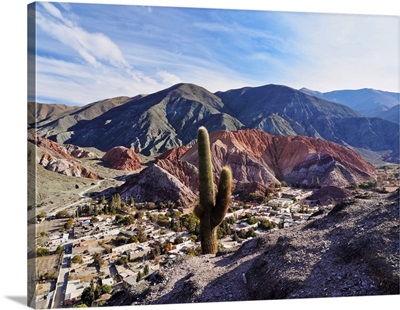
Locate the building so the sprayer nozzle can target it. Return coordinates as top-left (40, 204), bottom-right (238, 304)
top-left (63, 280), bottom-right (91, 306)
top-left (122, 275), bottom-right (137, 289)
top-left (111, 242), bottom-right (138, 255)
top-left (47, 233), bottom-right (69, 247)
top-left (268, 198), bottom-right (294, 209)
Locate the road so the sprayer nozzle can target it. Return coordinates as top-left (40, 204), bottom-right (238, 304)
top-left (52, 254), bottom-right (71, 308)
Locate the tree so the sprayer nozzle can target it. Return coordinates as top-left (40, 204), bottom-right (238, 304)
top-left (101, 284), bottom-right (112, 294)
top-left (36, 248), bottom-right (49, 257)
top-left (127, 196), bottom-right (135, 207)
top-left (55, 245), bottom-right (64, 254)
top-left (232, 231), bottom-right (239, 242)
top-left (245, 213), bottom-right (258, 225)
top-left (123, 215), bottom-right (135, 226)
top-left (37, 212), bottom-right (47, 220)
top-left (56, 210), bottom-right (69, 219)
top-left (92, 252), bottom-right (104, 270)
top-left (193, 127), bottom-right (232, 254)
top-left (174, 236), bottom-right (184, 244)
top-left (90, 217), bottom-right (99, 223)
top-left (116, 256), bottom-right (128, 266)
top-left (63, 218), bottom-right (74, 231)
top-left (137, 227), bottom-right (147, 243)
top-left (143, 264), bottom-right (150, 276)
top-left (81, 286), bottom-right (95, 307)
top-left (258, 219), bottom-right (273, 231)
top-left (246, 228), bottom-right (257, 238)
top-left (39, 231), bottom-right (48, 238)
top-left (180, 213), bottom-right (200, 234)
top-left (72, 255), bottom-right (83, 264)
top-left (157, 214), bottom-right (170, 228)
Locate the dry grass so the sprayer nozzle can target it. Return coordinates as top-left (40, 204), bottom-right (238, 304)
top-left (36, 255), bottom-right (60, 279)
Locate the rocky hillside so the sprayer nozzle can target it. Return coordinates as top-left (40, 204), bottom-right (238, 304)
top-left (102, 146), bottom-right (142, 171)
top-left (375, 104), bottom-right (400, 124)
top-left (106, 191), bottom-right (399, 306)
top-left (32, 96), bottom-right (133, 144)
top-left (28, 130), bottom-right (102, 179)
top-left (216, 85), bottom-right (399, 159)
top-left (119, 129), bottom-right (376, 205)
top-left (31, 83), bottom-right (399, 161)
top-left (35, 84), bottom-right (243, 156)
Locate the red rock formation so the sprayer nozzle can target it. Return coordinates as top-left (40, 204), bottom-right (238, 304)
top-left (102, 146), bottom-right (141, 171)
top-left (156, 158), bottom-right (199, 192)
top-left (156, 146), bottom-right (189, 161)
top-left (119, 129), bottom-right (376, 206)
top-left (39, 154), bottom-right (102, 179)
top-left (28, 130), bottom-right (102, 179)
top-left (181, 129), bottom-right (376, 188)
top-left (28, 130), bottom-right (71, 159)
top-left (60, 144), bottom-right (95, 158)
top-left (119, 164), bottom-right (197, 207)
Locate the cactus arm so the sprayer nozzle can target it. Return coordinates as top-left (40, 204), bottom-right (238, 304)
top-left (198, 126), bottom-right (215, 211)
top-left (212, 166), bottom-right (232, 227)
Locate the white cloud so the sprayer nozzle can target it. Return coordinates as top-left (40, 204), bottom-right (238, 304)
top-left (156, 70), bottom-right (183, 85)
top-left (279, 13), bottom-right (400, 92)
top-left (36, 4), bottom-right (130, 69)
top-left (41, 2), bottom-right (64, 20)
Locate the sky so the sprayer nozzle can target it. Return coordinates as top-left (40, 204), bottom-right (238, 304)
top-left (30, 1), bottom-right (399, 106)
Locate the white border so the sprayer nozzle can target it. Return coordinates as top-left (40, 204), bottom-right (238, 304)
top-left (0, 1), bottom-right (398, 309)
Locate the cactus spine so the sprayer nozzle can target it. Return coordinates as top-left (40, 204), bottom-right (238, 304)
top-left (195, 126), bottom-right (232, 254)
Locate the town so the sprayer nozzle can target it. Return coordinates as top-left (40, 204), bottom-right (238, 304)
top-left (34, 164), bottom-right (400, 309)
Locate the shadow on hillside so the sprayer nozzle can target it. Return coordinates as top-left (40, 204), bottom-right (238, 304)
top-left (153, 272), bottom-right (197, 304)
top-left (245, 200), bottom-right (399, 301)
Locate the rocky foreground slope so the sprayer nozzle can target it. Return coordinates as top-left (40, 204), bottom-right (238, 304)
top-left (106, 191), bottom-right (399, 306)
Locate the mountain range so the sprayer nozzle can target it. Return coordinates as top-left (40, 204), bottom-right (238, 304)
top-left (299, 87), bottom-right (399, 121)
top-left (29, 83), bottom-right (399, 163)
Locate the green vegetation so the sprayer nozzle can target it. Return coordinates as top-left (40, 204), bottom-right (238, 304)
top-left (37, 212), bottom-right (47, 220)
top-left (64, 217), bottom-right (74, 230)
top-left (92, 252), bottom-right (104, 270)
top-left (55, 245), bottom-right (64, 254)
top-left (56, 210), bottom-right (69, 219)
top-left (39, 231), bottom-right (48, 238)
top-left (36, 248), bottom-right (50, 257)
top-left (143, 264), bottom-right (150, 276)
top-left (81, 280), bottom-right (112, 307)
top-left (244, 213), bottom-right (258, 225)
top-left (71, 255), bottom-right (83, 264)
top-left (258, 219), bottom-right (273, 231)
top-left (180, 213), bottom-right (200, 234)
top-left (194, 126), bottom-right (233, 254)
top-left (116, 255), bottom-right (128, 266)
top-left (174, 236), bottom-right (184, 244)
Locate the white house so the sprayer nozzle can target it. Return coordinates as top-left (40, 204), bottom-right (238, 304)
top-left (63, 280), bottom-right (91, 306)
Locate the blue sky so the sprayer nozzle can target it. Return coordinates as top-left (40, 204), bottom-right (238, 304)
top-left (31, 1), bottom-right (399, 106)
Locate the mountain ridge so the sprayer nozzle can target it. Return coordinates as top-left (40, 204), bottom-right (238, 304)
top-left (30, 82), bottom-right (400, 162)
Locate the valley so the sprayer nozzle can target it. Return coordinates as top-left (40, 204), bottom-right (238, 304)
top-left (28, 82), bottom-right (400, 308)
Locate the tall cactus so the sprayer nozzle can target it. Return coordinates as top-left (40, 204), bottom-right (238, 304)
top-left (194, 126), bottom-right (232, 254)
